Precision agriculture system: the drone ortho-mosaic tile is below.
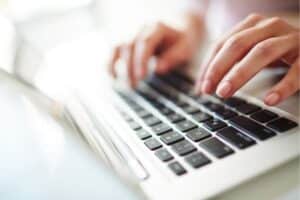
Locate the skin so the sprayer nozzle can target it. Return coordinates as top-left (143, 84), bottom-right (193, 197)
top-left (109, 13), bottom-right (299, 106)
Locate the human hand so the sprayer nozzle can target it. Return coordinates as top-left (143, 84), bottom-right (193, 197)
top-left (109, 20), bottom-right (202, 88)
top-left (195, 14), bottom-right (299, 106)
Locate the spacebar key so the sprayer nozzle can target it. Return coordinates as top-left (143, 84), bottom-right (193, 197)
top-left (229, 116), bottom-right (276, 140)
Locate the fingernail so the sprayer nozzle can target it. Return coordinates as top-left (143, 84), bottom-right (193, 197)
top-left (265, 92), bottom-right (280, 105)
top-left (202, 80), bottom-right (212, 94)
top-left (217, 81), bottom-right (232, 97)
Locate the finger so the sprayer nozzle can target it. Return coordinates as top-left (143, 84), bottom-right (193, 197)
top-left (195, 13), bottom-right (264, 93)
top-left (202, 17), bottom-right (288, 94)
top-left (109, 45), bottom-right (121, 78)
top-left (216, 33), bottom-right (299, 98)
top-left (155, 40), bottom-right (190, 74)
top-left (264, 58), bottom-right (299, 106)
top-left (134, 23), bottom-right (176, 80)
top-left (121, 43), bottom-right (136, 88)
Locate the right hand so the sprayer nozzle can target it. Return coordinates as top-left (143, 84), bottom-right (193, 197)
top-left (109, 22), bottom-right (200, 88)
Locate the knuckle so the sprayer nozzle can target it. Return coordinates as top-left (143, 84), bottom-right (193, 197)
top-left (268, 17), bottom-right (284, 27)
top-left (254, 41), bottom-right (276, 57)
top-left (226, 36), bottom-right (247, 52)
top-left (247, 13), bottom-right (264, 21)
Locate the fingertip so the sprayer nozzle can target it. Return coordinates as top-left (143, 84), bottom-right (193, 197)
top-left (201, 80), bottom-right (213, 94)
top-left (264, 92), bottom-right (280, 106)
top-left (216, 81), bottom-right (233, 98)
top-left (155, 59), bottom-right (168, 74)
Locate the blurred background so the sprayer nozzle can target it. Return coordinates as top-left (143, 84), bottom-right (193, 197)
top-left (0, 0), bottom-right (182, 98)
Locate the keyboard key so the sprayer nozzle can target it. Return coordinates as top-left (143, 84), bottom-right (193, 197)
top-left (185, 152), bottom-right (211, 168)
top-left (223, 97), bottom-right (246, 107)
top-left (174, 99), bottom-right (189, 108)
top-left (167, 113), bottom-right (185, 123)
top-left (214, 107), bottom-right (238, 119)
top-left (230, 116), bottom-right (276, 140)
top-left (176, 120), bottom-right (198, 132)
top-left (235, 103), bottom-right (261, 114)
top-left (171, 140), bottom-right (197, 156)
top-left (267, 118), bottom-right (298, 132)
top-left (168, 161), bottom-right (187, 176)
top-left (203, 102), bottom-right (223, 112)
top-left (128, 103), bottom-right (143, 111)
top-left (200, 137), bottom-right (234, 158)
top-left (136, 109), bottom-right (152, 118)
top-left (121, 113), bottom-right (133, 122)
top-left (144, 138), bottom-right (162, 150)
top-left (186, 127), bottom-right (211, 142)
top-left (155, 149), bottom-right (174, 162)
top-left (183, 105), bottom-right (201, 114)
top-left (161, 107), bottom-right (174, 115)
top-left (203, 119), bottom-right (227, 131)
top-left (250, 110), bottom-right (278, 123)
top-left (136, 129), bottom-right (152, 140)
top-left (160, 131), bottom-right (184, 145)
top-left (152, 123), bottom-right (172, 135)
top-left (144, 116), bottom-right (161, 126)
top-left (129, 121), bottom-right (142, 130)
top-left (217, 127), bottom-right (256, 149)
top-left (192, 112), bottom-right (212, 122)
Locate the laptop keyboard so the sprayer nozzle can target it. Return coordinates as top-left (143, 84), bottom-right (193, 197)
top-left (114, 72), bottom-right (298, 176)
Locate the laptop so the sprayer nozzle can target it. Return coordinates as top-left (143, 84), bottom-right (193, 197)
top-left (67, 63), bottom-right (299, 200)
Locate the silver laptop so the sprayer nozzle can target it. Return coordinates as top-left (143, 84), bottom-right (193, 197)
top-left (68, 66), bottom-right (299, 200)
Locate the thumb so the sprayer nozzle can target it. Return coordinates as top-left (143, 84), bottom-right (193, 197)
top-left (155, 41), bottom-right (190, 74)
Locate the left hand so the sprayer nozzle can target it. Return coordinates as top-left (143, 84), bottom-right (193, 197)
top-left (195, 13), bottom-right (299, 106)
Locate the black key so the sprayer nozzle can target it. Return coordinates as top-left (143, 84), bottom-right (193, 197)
top-left (121, 113), bottom-right (133, 122)
top-left (176, 120), bottom-right (197, 132)
top-left (161, 107), bottom-right (174, 115)
top-left (235, 103), bottom-right (261, 114)
top-left (150, 101), bottom-right (164, 109)
top-left (183, 105), bottom-right (201, 114)
top-left (186, 127), bottom-right (211, 142)
top-left (185, 152), bottom-right (211, 168)
top-left (203, 119), bottom-right (227, 132)
top-left (203, 102), bottom-right (223, 112)
top-left (155, 149), bottom-right (173, 162)
top-left (192, 112), bottom-right (212, 122)
top-left (214, 107), bottom-right (238, 119)
top-left (129, 121), bottom-right (142, 130)
top-left (267, 117), bottom-right (298, 132)
top-left (168, 161), bottom-right (187, 176)
top-left (167, 113), bottom-right (185, 123)
top-left (250, 110), bottom-right (278, 123)
top-left (128, 103), bottom-right (143, 112)
top-left (171, 140), bottom-right (197, 156)
top-left (223, 97), bottom-right (246, 107)
top-left (160, 131), bottom-right (184, 145)
top-left (136, 129), bottom-right (152, 140)
top-left (144, 138), bottom-right (162, 150)
top-left (174, 99), bottom-right (189, 108)
top-left (217, 127), bottom-right (256, 149)
top-left (200, 137), bottom-right (234, 158)
top-left (152, 123), bottom-right (172, 135)
top-left (144, 116), bottom-right (161, 126)
top-left (136, 109), bottom-right (152, 118)
top-left (229, 116), bottom-right (276, 140)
